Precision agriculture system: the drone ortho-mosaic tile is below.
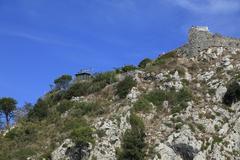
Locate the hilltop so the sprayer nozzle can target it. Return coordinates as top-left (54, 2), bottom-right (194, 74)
top-left (1, 27), bottom-right (240, 160)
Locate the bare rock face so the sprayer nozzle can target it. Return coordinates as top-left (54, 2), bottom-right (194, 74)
top-left (127, 87), bottom-right (141, 102)
top-left (215, 86), bottom-right (227, 102)
top-left (168, 126), bottom-right (202, 151)
top-left (52, 139), bottom-right (74, 160)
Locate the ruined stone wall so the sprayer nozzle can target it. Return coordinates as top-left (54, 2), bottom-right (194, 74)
top-left (178, 27), bottom-right (240, 56)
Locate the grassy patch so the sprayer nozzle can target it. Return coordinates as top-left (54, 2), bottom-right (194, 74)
top-left (56, 99), bottom-right (74, 114)
top-left (133, 97), bottom-right (152, 113)
top-left (154, 51), bottom-right (177, 66)
top-left (71, 101), bottom-right (106, 117)
top-left (141, 87), bottom-right (192, 113)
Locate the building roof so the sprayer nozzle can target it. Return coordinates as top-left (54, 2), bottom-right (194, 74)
top-left (75, 72), bottom-right (92, 76)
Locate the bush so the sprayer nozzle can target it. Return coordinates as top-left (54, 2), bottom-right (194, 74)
top-left (142, 87), bottom-right (192, 113)
top-left (121, 65), bottom-right (138, 73)
top-left (223, 81), bottom-right (240, 106)
top-left (154, 51), bottom-right (176, 66)
top-left (46, 90), bottom-right (66, 106)
top-left (138, 58), bottom-right (152, 68)
top-left (116, 76), bottom-right (136, 99)
top-left (28, 99), bottom-right (49, 120)
top-left (71, 125), bottom-right (94, 145)
top-left (5, 123), bottom-right (36, 142)
top-left (133, 97), bottom-right (151, 112)
top-left (171, 102), bottom-right (188, 114)
top-left (5, 127), bottom-right (23, 140)
top-left (144, 90), bottom-right (167, 107)
top-left (196, 123), bottom-right (205, 132)
top-left (11, 148), bottom-right (36, 160)
top-left (64, 82), bottom-right (90, 99)
top-left (72, 101), bottom-right (105, 117)
top-left (93, 71), bottom-right (117, 84)
top-left (56, 100), bottom-right (74, 114)
top-left (176, 87), bottom-right (192, 102)
top-left (117, 114), bottom-right (145, 160)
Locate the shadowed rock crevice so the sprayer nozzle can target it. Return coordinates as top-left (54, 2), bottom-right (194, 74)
top-left (171, 143), bottom-right (199, 160)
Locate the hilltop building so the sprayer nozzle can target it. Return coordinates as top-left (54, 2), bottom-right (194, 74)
top-left (75, 70), bottom-right (93, 81)
top-left (178, 26), bottom-right (240, 56)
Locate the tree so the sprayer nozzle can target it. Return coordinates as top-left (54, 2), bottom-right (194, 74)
top-left (54, 74), bottom-right (72, 90)
top-left (0, 97), bottom-right (17, 129)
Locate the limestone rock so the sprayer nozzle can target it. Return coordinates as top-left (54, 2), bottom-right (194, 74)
top-left (215, 86), bottom-right (227, 102)
top-left (154, 143), bottom-right (182, 160)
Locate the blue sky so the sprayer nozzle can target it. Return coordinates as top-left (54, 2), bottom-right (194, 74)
top-left (0, 0), bottom-right (240, 107)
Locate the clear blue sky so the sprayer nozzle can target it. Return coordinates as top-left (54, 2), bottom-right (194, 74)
top-left (0, 0), bottom-right (240, 107)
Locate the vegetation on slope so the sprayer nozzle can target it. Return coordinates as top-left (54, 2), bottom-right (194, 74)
top-left (117, 113), bottom-right (146, 160)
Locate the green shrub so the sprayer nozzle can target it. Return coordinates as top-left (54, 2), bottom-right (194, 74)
top-left (28, 99), bottom-right (49, 120)
top-left (62, 117), bottom-right (88, 132)
top-left (171, 102), bottom-right (188, 114)
top-left (117, 114), bottom-right (145, 160)
top-left (133, 98), bottom-right (151, 112)
top-left (87, 81), bottom-right (108, 94)
top-left (223, 81), bottom-right (240, 106)
top-left (47, 90), bottom-right (65, 105)
top-left (56, 100), bottom-right (74, 114)
top-left (196, 123), bottom-right (205, 132)
top-left (71, 125), bottom-right (94, 145)
top-left (72, 101), bottom-right (105, 117)
top-left (121, 65), bottom-right (138, 73)
top-left (5, 127), bottom-right (23, 140)
top-left (93, 71), bottom-right (117, 84)
top-left (176, 87), bottom-right (192, 102)
top-left (142, 87), bottom-right (192, 113)
top-left (116, 76), bottom-right (136, 99)
top-left (64, 82), bottom-right (90, 99)
top-left (212, 135), bottom-right (223, 144)
top-left (11, 148), bottom-right (36, 160)
top-left (154, 51), bottom-right (176, 66)
top-left (175, 123), bottom-right (183, 130)
top-left (188, 123), bottom-right (196, 132)
top-left (144, 90), bottom-right (167, 107)
top-left (138, 58), bottom-right (152, 68)
top-left (5, 123), bottom-right (36, 142)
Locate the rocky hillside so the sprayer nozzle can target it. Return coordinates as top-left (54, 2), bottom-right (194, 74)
top-left (1, 32), bottom-right (240, 160)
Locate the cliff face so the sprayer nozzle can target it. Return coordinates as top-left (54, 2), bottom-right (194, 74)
top-left (2, 28), bottom-right (240, 160)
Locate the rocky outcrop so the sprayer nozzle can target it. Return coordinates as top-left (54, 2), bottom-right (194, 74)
top-left (51, 139), bottom-right (91, 160)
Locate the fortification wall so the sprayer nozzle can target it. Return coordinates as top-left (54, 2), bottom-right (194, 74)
top-left (178, 27), bottom-right (240, 56)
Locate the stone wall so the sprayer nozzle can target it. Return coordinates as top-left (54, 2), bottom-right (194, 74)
top-left (178, 26), bottom-right (240, 56)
